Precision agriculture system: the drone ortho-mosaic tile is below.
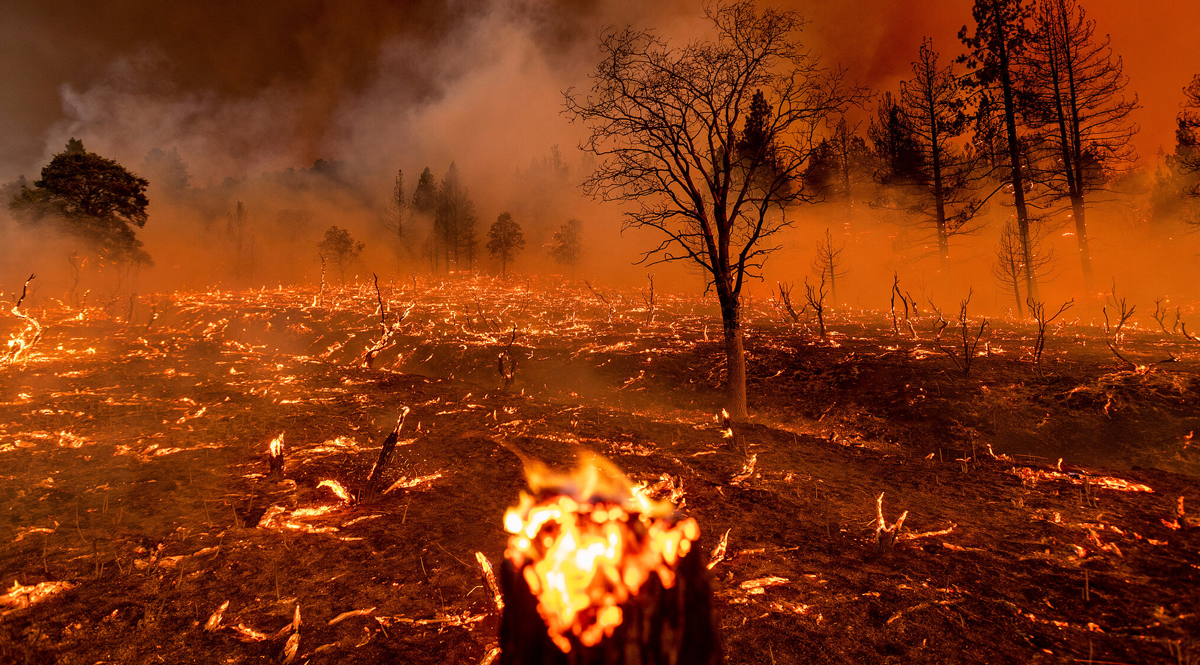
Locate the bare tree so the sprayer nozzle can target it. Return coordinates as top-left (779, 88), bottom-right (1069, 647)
top-left (961, 0), bottom-right (1041, 302)
top-left (1028, 297), bottom-right (1073, 378)
top-left (993, 218), bottom-right (1054, 316)
top-left (1020, 0), bottom-right (1139, 287)
top-left (811, 228), bottom-right (847, 304)
top-left (566, 0), bottom-right (861, 418)
top-left (804, 273), bottom-right (829, 340)
top-left (933, 291), bottom-right (988, 377)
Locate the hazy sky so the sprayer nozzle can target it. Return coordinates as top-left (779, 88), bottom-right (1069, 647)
top-left (1, 0), bottom-right (1196, 178)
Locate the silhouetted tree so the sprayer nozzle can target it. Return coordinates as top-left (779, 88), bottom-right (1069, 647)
top-left (550, 219), bottom-right (584, 276)
top-left (1020, 0), bottom-right (1139, 287)
top-left (318, 226), bottom-right (364, 283)
top-left (1176, 75), bottom-right (1200, 201)
top-left (804, 118), bottom-right (871, 223)
top-left (10, 138), bottom-right (151, 265)
top-left (382, 169), bottom-right (407, 269)
top-left (894, 38), bottom-right (991, 267)
top-left (487, 212), bottom-right (525, 277)
top-left (994, 218), bottom-right (1054, 316)
top-left (811, 228), bottom-right (848, 304)
top-left (961, 0), bottom-right (1041, 303)
top-left (226, 201), bottom-right (253, 282)
top-left (566, 0), bottom-right (862, 418)
top-left (434, 163), bottom-right (477, 271)
top-left (412, 167), bottom-right (437, 215)
top-left (141, 147), bottom-right (191, 194)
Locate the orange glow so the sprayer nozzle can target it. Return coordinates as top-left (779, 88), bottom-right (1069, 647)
top-left (503, 454), bottom-right (699, 652)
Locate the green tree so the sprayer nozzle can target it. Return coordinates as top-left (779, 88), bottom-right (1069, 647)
top-left (317, 226), bottom-right (365, 283)
top-left (10, 138), bottom-right (151, 264)
top-left (486, 212), bottom-right (525, 277)
top-left (550, 219), bottom-right (584, 275)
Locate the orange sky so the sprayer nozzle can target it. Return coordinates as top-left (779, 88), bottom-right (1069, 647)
top-left (800, 0), bottom-right (1200, 159)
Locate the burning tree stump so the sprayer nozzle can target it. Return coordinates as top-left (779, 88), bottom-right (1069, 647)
top-left (497, 454), bottom-right (722, 665)
top-left (498, 548), bottom-right (720, 665)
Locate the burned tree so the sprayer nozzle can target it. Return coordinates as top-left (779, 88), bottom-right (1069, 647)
top-left (961, 0), bottom-right (1041, 302)
top-left (804, 118), bottom-right (871, 223)
top-left (1020, 0), bottom-right (1139, 287)
top-left (993, 218), bottom-right (1053, 317)
top-left (566, 0), bottom-right (860, 418)
top-left (811, 228), bottom-right (846, 306)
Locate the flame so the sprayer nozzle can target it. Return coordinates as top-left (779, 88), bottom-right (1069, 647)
top-left (269, 433), bottom-right (285, 458)
top-left (503, 453), bottom-right (699, 652)
top-left (317, 480), bottom-right (355, 504)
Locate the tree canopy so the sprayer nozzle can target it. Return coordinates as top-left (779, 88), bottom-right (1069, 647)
top-left (10, 138), bottom-right (151, 264)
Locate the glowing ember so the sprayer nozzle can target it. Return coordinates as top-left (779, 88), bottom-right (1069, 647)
top-left (317, 479), bottom-right (355, 504)
top-left (503, 453), bottom-right (699, 652)
top-left (0, 580), bottom-right (75, 616)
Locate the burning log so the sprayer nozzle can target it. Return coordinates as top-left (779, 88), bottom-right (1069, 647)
top-left (498, 454), bottom-right (721, 664)
top-left (266, 433), bottom-right (286, 479)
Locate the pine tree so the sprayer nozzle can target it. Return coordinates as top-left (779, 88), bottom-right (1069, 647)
top-left (961, 0), bottom-right (1041, 303)
top-left (1020, 0), bottom-right (1139, 287)
top-left (550, 219), bottom-right (584, 276)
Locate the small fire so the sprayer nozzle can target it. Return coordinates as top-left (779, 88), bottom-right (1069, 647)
top-left (317, 479), bottom-right (355, 504)
top-left (269, 433), bottom-right (285, 458)
top-left (503, 453), bottom-right (699, 653)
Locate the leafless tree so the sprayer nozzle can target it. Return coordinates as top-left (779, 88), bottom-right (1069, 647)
top-left (771, 281), bottom-right (804, 324)
top-left (993, 218), bottom-right (1054, 317)
top-left (1020, 0), bottom-right (1139, 288)
top-left (566, 0), bottom-right (862, 418)
top-left (933, 291), bottom-right (989, 377)
top-left (811, 228), bottom-right (847, 304)
top-left (804, 273), bottom-right (828, 340)
top-left (1028, 297), bottom-right (1073, 378)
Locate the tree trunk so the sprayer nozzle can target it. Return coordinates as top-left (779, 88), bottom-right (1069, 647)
top-left (996, 2), bottom-right (1040, 304)
top-left (1070, 195), bottom-right (1093, 287)
top-left (717, 289), bottom-right (748, 419)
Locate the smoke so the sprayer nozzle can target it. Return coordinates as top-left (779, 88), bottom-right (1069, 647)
top-left (0, 0), bottom-right (1198, 317)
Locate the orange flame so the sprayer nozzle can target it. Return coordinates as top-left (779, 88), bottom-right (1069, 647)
top-left (269, 433), bottom-right (285, 458)
top-left (503, 453), bottom-right (699, 652)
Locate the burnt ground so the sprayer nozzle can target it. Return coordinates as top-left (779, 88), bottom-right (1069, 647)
top-left (0, 274), bottom-right (1198, 664)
